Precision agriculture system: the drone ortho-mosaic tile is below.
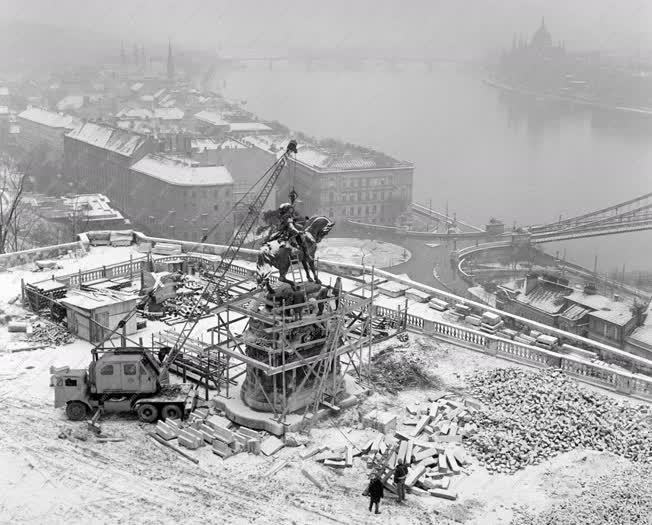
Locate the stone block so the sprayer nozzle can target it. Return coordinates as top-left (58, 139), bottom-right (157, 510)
top-left (185, 428), bottom-right (205, 447)
top-left (413, 415), bottom-right (431, 437)
top-left (323, 459), bottom-right (346, 468)
top-left (300, 445), bottom-right (328, 459)
top-left (438, 453), bottom-right (448, 472)
top-left (397, 440), bottom-right (408, 463)
top-left (429, 488), bottom-right (458, 500)
top-left (206, 415), bottom-right (232, 430)
top-left (408, 486), bottom-right (430, 497)
top-left (165, 418), bottom-right (181, 431)
top-left (213, 425), bottom-right (235, 445)
top-left (237, 427), bottom-right (260, 440)
top-left (178, 430), bottom-right (201, 450)
top-left (247, 438), bottom-right (261, 455)
top-left (405, 463), bottom-right (426, 487)
top-left (445, 449), bottom-right (461, 474)
top-left (212, 440), bottom-right (233, 458)
top-left (405, 440), bottom-right (414, 464)
top-left (413, 447), bottom-right (439, 463)
top-left (155, 421), bottom-right (177, 441)
top-left (345, 445), bottom-right (353, 467)
top-left (260, 435), bottom-right (285, 456)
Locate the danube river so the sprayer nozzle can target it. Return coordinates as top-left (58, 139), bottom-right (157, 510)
top-left (222, 64), bottom-right (652, 275)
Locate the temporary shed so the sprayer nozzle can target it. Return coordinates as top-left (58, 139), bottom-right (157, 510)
top-left (59, 290), bottom-right (140, 343)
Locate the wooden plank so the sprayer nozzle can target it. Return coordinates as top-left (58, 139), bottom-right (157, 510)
top-left (148, 432), bottom-right (199, 464)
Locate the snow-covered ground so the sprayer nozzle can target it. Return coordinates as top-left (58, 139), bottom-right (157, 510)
top-left (0, 244), bottom-right (646, 524)
top-left (318, 238), bottom-right (411, 268)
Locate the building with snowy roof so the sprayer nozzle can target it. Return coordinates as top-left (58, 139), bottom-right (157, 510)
top-left (246, 136), bottom-right (414, 226)
top-left (128, 154), bottom-right (234, 243)
top-left (64, 122), bottom-right (153, 210)
top-left (16, 107), bottom-right (81, 159)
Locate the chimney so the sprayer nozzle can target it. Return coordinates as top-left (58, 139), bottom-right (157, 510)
top-left (524, 273), bottom-right (539, 295)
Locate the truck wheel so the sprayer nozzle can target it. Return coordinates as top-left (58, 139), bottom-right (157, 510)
top-left (137, 403), bottom-right (158, 423)
top-left (66, 401), bottom-right (88, 421)
top-left (161, 404), bottom-right (182, 421)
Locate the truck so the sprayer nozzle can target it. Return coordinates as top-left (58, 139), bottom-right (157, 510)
top-left (51, 347), bottom-right (198, 422)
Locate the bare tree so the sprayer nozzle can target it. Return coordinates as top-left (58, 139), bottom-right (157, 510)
top-left (0, 163), bottom-right (27, 254)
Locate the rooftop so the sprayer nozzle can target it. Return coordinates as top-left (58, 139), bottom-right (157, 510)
top-left (17, 107), bottom-right (81, 130)
top-left (60, 289), bottom-right (139, 310)
top-left (66, 122), bottom-right (149, 157)
top-left (514, 284), bottom-right (569, 315)
top-left (228, 122), bottom-right (272, 133)
top-left (154, 107), bottom-right (184, 120)
top-left (194, 111), bottom-right (228, 127)
top-left (241, 134), bottom-right (412, 172)
top-left (56, 95), bottom-right (84, 111)
top-left (130, 154), bottom-right (233, 187)
top-left (567, 291), bottom-right (634, 327)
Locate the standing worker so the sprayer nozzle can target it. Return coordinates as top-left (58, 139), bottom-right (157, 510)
top-left (366, 473), bottom-right (384, 515)
top-left (394, 458), bottom-right (409, 503)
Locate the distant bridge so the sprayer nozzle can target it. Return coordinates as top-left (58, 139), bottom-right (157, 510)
top-left (405, 192), bottom-right (652, 243)
top-left (218, 54), bottom-right (473, 71)
top-left (529, 192), bottom-right (652, 243)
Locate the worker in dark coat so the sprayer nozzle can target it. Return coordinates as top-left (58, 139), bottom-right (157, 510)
top-left (367, 473), bottom-right (384, 514)
top-left (394, 459), bottom-right (409, 503)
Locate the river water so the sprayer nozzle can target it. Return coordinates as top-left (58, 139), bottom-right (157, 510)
top-left (222, 64), bottom-right (652, 274)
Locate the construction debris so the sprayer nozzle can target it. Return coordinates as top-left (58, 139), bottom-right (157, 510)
top-left (512, 463), bottom-right (652, 525)
top-left (466, 368), bottom-right (652, 474)
top-left (26, 321), bottom-right (74, 346)
top-left (364, 344), bottom-right (441, 394)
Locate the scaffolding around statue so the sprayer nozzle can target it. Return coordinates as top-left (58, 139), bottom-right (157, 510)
top-left (206, 273), bottom-right (401, 428)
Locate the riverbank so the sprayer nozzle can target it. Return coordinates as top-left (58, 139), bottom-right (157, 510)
top-left (484, 77), bottom-right (652, 117)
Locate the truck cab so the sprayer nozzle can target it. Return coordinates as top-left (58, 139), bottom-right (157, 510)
top-left (51, 347), bottom-right (196, 423)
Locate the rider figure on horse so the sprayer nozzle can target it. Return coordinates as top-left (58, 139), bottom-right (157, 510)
top-left (267, 189), bottom-right (311, 265)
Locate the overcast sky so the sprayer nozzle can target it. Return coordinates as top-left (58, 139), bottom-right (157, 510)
top-left (2, 0), bottom-right (651, 57)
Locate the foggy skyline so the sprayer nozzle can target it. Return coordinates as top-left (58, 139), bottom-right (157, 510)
top-left (2, 0), bottom-right (651, 59)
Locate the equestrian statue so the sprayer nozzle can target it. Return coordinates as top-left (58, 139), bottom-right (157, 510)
top-left (256, 191), bottom-right (334, 289)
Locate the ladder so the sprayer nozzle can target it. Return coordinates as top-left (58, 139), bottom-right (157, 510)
top-left (301, 309), bottom-right (345, 430)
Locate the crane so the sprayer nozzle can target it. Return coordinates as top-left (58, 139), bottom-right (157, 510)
top-left (51, 140), bottom-right (298, 422)
top-left (161, 139), bottom-right (297, 375)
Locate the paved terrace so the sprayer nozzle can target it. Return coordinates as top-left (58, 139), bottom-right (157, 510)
top-left (1, 230), bottom-right (651, 403)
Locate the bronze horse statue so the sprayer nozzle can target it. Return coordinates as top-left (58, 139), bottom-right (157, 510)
top-left (256, 216), bottom-right (334, 288)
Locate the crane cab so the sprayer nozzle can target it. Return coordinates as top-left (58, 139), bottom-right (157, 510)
top-left (88, 350), bottom-right (159, 395)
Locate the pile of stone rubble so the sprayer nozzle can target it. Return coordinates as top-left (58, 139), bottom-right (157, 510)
top-left (465, 368), bottom-right (651, 474)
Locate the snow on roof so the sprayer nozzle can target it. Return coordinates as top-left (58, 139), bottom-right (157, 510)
top-left (140, 95), bottom-right (155, 102)
top-left (191, 137), bottom-right (219, 151)
top-left (0, 106), bottom-right (8, 115)
top-left (60, 289), bottom-right (138, 310)
top-left (228, 122), bottom-right (272, 133)
top-left (117, 107), bottom-right (153, 120)
top-left (18, 107), bottom-right (80, 130)
top-left (56, 95), bottom-right (84, 111)
top-left (587, 304), bottom-right (634, 326)
top-left (628, 324), bottom-right (652, 348)
top-left (154, 107), bottom-right (184, 120)
top-left (130, 154), bottom-right (233, 187)
top-left (241, 134), bottom-right (412, 172)
top-left (566, 291), bottom-right (634, 326)
top-left (0, 87), bottom-right (9, 96)
top-left (194, 111), bottom-right (228, 127)
top-left (514, 285), bottom-right (567, 315)
top-left (66, 122), bottom-right (149, 157)
top-left (153, 88), bottom-right (166, 99)
top-left (130, 82), bottom-right (144, 92)
top-left (560, 303), bottom-right (591, 321)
